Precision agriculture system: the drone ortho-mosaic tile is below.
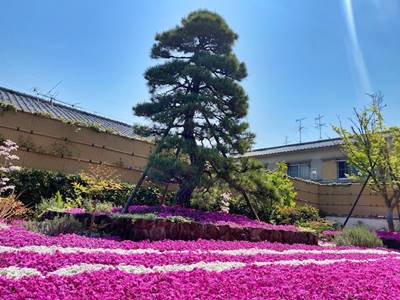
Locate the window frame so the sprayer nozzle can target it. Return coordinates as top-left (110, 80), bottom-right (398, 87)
top-left (287, 162), bottom-right (311, 179)
top-left (337, 160), bottom-right (351, 180)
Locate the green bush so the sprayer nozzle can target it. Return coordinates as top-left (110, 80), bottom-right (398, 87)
top-left (297, 219), bottom-right (338, 233)
top-left (94, 202), bottom-right (114, 213)
top-left (9, 169), bottom-right (81, 206)
top-left (335, 225), bottom-right (383, 248)
top-left (273, 204), bottom-right (320, 225)
top-left (191, 162), bottom-right (297, 222)
top-left (25, 216), bottom-right (84, 236)
top-left (35, 191), bottom-right (65, 217)
top-left (8, 168), bottom-right (173, 208)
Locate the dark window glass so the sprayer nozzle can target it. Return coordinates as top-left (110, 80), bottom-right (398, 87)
top-left (337, 161), bottom-right (349, 179)
top-left (288, 164), bottom-right (299, 177)
top-left (287, 163), bottom-right (310, 179)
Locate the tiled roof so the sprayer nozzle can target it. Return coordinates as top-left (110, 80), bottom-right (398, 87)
top-left (0, 86), bottom-right (147, 141)
top-left (242, 138), bottom-right (343, 157)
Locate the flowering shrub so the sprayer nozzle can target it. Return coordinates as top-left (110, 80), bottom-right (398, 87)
top-left (0, 140), bottom-right (20, 195)
top-left (0, 140), bottom-right (27, 220)
top-left (121, 205), bottom-right (298, 231)
top-left (0, 223), bottom-right (400, 299)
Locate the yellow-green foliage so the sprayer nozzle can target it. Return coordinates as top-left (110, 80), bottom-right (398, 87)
top-left (333, 94), bottom-right (400, 231)
top-left (74, 165), bottom-right (123, 200)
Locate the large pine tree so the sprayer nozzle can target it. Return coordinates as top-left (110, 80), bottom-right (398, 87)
top-left (131, 10), bottom-right (254, 206)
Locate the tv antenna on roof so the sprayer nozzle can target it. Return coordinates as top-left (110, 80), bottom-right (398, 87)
top-left (296, 118), bottom-right (306, 143)
top-left (314, 114), bottom-right (326, 140)
top-left (32, 81), bottom-right (83, 110)
top-left (32, 80), bottom-right (63, 105)
top-left (47, 80), bottom-right (63, 99)
top-left (284, 136), bottom-right (290, 145)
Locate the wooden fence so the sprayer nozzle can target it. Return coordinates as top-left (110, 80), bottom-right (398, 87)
top-left (292, 178), bottom-right (388, 217)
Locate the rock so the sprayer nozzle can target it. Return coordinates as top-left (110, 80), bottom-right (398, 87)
top-left (41, 211), bottom-right (318, 245)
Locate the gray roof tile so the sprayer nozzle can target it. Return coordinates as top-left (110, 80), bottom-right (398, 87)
top-left (243, 138), bottom-right (343, 157)
top-left (0, 86), bottom-right (148, 141)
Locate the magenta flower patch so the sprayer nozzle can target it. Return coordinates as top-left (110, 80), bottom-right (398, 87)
top-left (0, 223), bottom-right (399, 299)
top-left (125, 205), bottom-right (298, 231)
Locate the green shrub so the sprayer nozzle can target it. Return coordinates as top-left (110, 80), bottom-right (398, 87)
top-left (35, 191), bottom-right (65, 217)
top-left (9, 169), bottom-right (82, 207)
top-left (25, 216), bottom-right (84, 236)
top-left (94, 202), bottom-right (114, 213)
top-left (191, 162), bottom-right (297, 222)
top-left (297, 219), bottom-right (338, 233)
top-left (273, 204), bottom-right (320, 225)
top-left (8, 168), bottom-right (173, 208)
top-left (335, 225), bottom-right (383, 248)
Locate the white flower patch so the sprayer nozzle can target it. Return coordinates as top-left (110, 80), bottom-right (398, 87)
top-left (0, 266), bottom-right (41, 279)
top-left (117, 264), bottom-right (153, 274)
top-left (50, 263), bottom-right (114, 276)
top-left (152, 261), bottom-right (245, 273)
top-left (0, 223), bottom-right (9, 231)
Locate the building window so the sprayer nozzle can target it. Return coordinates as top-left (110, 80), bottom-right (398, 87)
top-left (287, 163), bottom-right (310, 179)
top-left (337, 160), bottom-right (353, 180)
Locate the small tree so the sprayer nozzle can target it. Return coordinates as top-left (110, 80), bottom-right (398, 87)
top-left (130, 10), bottom-right (254, 207)
top-left (334, 93), bottom-right (400, 231)
top-left (73, 165), bottom-right (122, 212)
top-left (191, 160), bottom-right (296, 221)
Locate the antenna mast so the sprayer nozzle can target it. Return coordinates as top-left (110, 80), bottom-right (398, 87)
top-left (296, 118), bottom-right (306, 143)
top-left (32, 81), bottom-right (63, 105)
top-left (314, 114), bottom-right (326, 140)
top-left (284, 136), bottom-right (290, 145)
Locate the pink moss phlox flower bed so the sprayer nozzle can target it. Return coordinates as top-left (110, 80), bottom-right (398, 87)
top-left (1, 223), bottom-right (400, 299)
top-left (124, 205), bottom-right (298, 231)
top-left (377, 231), bottom-right (400, 242)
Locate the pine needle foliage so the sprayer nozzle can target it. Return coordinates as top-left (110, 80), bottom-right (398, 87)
top-left (134, 10), bottom-right (254, 206)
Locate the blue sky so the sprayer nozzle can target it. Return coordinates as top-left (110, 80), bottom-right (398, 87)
top-left (0, 0), bottom-right (399, 148)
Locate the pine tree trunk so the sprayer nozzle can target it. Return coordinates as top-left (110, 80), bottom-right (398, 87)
top-left (175, 186), bottom-right (193, 207)
top-left (386, 207), bottom-right (395, 231)
top-left (160, 182), bottom-right (170, 205)
top-left (397, 204), bottom-right (400, 226)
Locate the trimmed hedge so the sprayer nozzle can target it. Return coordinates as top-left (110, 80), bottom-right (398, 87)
top-left (8, 168), bottom-right (173, 207)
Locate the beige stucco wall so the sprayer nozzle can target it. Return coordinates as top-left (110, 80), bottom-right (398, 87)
top-left (292, 178), bottom-right (388, 217)
top-left (0, 110), bottom-right (153, 183)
